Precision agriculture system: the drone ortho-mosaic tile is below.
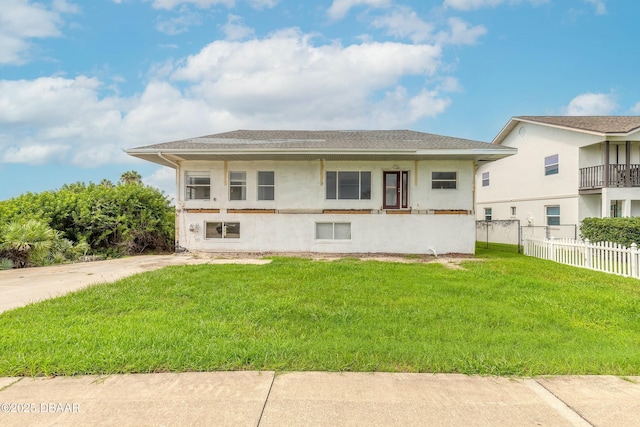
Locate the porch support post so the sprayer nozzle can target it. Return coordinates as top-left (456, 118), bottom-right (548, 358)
top-left (625, 140), bottom-right (631, 186)
top-left (604, 140), bottom-right (610, 187)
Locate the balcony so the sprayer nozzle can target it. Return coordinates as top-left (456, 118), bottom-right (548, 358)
top-left (580, 164), bottom-right (640, 191)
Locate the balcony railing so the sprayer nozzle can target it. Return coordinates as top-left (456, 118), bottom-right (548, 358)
top-left (580, 164), bottom-right (640, 189)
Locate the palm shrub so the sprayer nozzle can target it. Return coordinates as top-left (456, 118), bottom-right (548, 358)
top-left (0, 220), bottom-right (56, 268)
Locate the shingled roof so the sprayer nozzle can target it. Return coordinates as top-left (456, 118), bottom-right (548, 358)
top-left (515, 116), bottom-right (640, 134)
top-left (127, 129), bottom-right (515, 167)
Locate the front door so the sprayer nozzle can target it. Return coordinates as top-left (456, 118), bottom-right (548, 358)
top-left (383, 171), bottom-right (408, 209)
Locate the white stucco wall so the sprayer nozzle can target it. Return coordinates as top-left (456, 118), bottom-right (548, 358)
top-left (476, 122), bottom-right (603, 227)
top-left (174, 159), bottom-right (477, 254)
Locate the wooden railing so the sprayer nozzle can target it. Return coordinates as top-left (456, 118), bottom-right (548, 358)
top-left (579, 164), bottom-right (640, 189)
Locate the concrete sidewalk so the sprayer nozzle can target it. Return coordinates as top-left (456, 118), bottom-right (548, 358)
top-left (1, 372), bottom-right (639, 426)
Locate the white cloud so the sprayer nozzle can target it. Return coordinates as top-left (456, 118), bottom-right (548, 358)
top-left (442, 17), bottom-right (487, 45)
top-left (1, 144), bottom-right (70, 165)
top-left (221, 14), bottom-right (254, 40)
top-left (443, 0), bottom-right (548, 11)
top-left (327, 0), bottom-right (391, 20)
top-left (0, 28), bottom-right (454, 167)
top-left (631, 103), bottom-right (640, 115)
top-left (564, 93), bottom-right (618, 116)
top-left (146, 0), bottom-right (234, 10)
top-left (156, 6), bottom-right (202, 35)
top-left (0, 0), bottom-right (76, 64)
top-left (144, 167), bottom-right (176, 202)
top-left (371, 6), bottom-right (434, 43)
top-left (584, 0), bottom-right (606, 15)
top-left (170, 28), bottom-right (446, 127)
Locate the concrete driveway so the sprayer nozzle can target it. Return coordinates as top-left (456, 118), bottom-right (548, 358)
top-left (0, 254), bottom-right (270, 313)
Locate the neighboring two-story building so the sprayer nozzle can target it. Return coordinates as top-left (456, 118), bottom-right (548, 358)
top-left (476, 116), bottom-right (640, 232)
top-left (127, 130), bottom-right (514, 254)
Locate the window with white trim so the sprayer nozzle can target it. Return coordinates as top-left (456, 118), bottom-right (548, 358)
top-left (326, 171), bottom-right (371, 200)
top-left (545, 154), bottom-right (559, 176)
top-left (546, 206), bottom-right (560, 226)
top-left (315, 222), bottom-right (351, 240)
top-left (484, 208), bottom-right (492, 221)
top-left (432, 172), bottom-right (457, 189)
top-left (205, 222), bottom-right (240, 239)
top-left (257, 171), bottom-right (275, 201)
top-left (186, 172), bottom-right (210, 200)
top-left (482, 172), bottom-right (490, 187)
top-left (229, 172), bottom-right (246, 200)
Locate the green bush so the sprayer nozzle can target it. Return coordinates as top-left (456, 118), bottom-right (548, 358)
top-left (0, 173), bottom-right (174, 261)
top-left (580, 217), bottom-right (640, 246)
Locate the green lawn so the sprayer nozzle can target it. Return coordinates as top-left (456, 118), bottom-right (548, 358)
top-left (1, 244), bottom-right (639, 377)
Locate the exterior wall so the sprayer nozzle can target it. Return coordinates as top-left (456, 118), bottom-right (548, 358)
top-left (178, 213), bottom-right (475, 254)
top-left (176, 159), bottom-right (476, 254)
top-left (476, 122), bottom-right (602, 227)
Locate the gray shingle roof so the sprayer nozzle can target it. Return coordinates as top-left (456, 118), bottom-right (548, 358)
top-left (132, 129), bottom-right (503, 151)
top-left (515, 116), bottom-right (640, 134)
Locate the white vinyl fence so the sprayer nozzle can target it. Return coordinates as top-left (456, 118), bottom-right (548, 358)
top-left (524, 237), bottom-right (640, 279)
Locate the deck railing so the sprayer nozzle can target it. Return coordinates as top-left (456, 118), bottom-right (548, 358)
top-left (579, 164), bottom-right (640, 189)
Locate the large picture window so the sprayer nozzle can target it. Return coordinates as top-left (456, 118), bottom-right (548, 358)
top-left (229, 172), bottom-right (246, 200)
top-left (205, 222), bottom-right (240, 239)
top-left (257, 171), bottom-right (275, 201)
top-left (186, 172), bottom-right (210, 200)
top-left (432, 172), bottom-right (457, 189)
top-left (326, 171), bottom-right (371, 200)
top-left (316, 222), bottom-right (351, 240)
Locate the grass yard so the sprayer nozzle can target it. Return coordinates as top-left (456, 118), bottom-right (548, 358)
top-left (1, 244), bottom-right (639, 377)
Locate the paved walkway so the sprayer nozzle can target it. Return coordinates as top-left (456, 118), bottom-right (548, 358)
top-left (1, 372), bottom-right (639, 426)
top-left (1, 256), bottom-right (639, 426)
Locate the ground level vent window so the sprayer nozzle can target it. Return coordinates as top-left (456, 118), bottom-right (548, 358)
top-left (316, 222), bottom-right (351, 240)
top-left (205, 222), bottom-right (240, 239)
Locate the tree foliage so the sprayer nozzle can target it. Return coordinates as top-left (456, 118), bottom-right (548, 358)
top-left (0, 174), bottom-right (174, 266)
top-left (580, 217), bottom-right (640, 247)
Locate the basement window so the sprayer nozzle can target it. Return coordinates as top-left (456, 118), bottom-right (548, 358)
top-left (316, 223), bottom-right (351, 240)
top-left (205, 222), bottom-right (240, 239)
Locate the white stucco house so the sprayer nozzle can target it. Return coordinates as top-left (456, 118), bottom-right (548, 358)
top-left (476, 116), bottom-right (640, 231)
top-left (127, 130), bottom-right (514, 254)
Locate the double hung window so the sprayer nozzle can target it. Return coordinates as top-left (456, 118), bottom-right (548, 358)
top-left (186, 172), bottom-right (210, 200)
top-left (257, 171), bottom-right (275, 201)
top-left (229, 172), bottom-right (246, 200)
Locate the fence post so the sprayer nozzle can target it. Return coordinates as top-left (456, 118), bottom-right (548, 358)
top-left (631, 243), bottom-right (638, 278)
top-left (549, 237), bottom-right (556, 262)
top-left (584, 238), bottom-right (591, 269)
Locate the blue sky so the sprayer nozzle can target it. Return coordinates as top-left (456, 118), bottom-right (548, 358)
top-left (0, 0), bottom-right (636, 201)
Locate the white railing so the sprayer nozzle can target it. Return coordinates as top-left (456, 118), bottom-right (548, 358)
top-left (524, 237), bottom-right (640, 279)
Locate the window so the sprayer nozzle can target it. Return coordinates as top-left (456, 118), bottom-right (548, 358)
top-left (611, 200), bottom-right (623, 218)
top-left (326, 171), bottom-right (371, 200)
top-left (511, 206), bottom-right (517, 217)
top-left (186, 172), bottom-right (210, 200)
top-left (316, 222), bottom-right (351, 240)
top-left (257, 171), bottom-right (275, 201)
top-left (546, 206), bottom-right (560, 226)
top-left (229, 172), bottom-right (246, 200)
top-left (482, 172), bottom-right (490, 187)
top-left (484, 208), bottom-right (492, 221)
top-left (432, 172), bottom-right (457, 189)
top-left (205, 222), bottom-right (240, 239)
top-left (545, 154), bottom-right (559, 176)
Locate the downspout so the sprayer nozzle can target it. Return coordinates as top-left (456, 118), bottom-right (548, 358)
top-left (158, 152), bottom-right (181, 252)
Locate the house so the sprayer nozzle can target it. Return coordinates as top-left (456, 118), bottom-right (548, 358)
top-left (476, 116), bottom-right (640, 237)
top-left (127, 130), bottom-right (514, 254)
